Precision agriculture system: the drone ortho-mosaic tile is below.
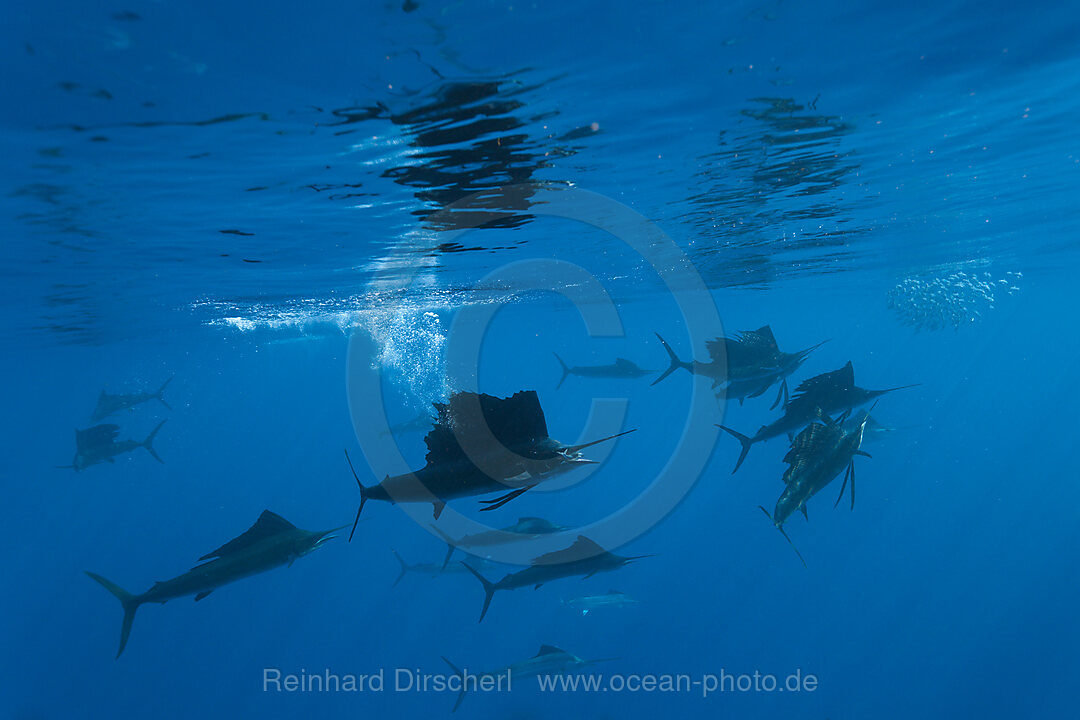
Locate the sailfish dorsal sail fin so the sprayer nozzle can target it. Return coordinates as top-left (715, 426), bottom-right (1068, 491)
top-left (707, 326), bottom-right (779, 366)
top-left (786, 362), bottom-right (856, 416)
top-left (536, 645), bottom-right (565, 656)
top-left (531, 535), bottom-right (607, 565)
top-left (744, 325), bottom-right (778, 350)
top-left (78, 424), bottom-right (120, 447)
top-left (197, 510), bottom-right (296, 561)
top-left (424, 390), bottom-right (550, 466)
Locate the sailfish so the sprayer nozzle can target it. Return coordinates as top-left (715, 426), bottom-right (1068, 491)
top-left (346, 390), bottom-right (633, 538)
top-left (719, 361), bottom-right (917, 472)
top-left (90, 376), bottom-right (173, 422)
top-left (759, 410), bottom-right (872, 566)
top-left (461, 535), bottom-right (651, 623)
top-left (85, 511), bottom-right (343, 657)
top-left (653, 326), bottom-right (825, 407)
top-left (60, 421), bottom-right (166, 472)
top-left (442, 645), bottom-right (616, 712)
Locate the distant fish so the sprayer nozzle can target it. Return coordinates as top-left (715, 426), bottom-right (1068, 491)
top-left (390, 549), bottom-right (498, 587)
top-left (434, 516), bottom-right (568, 568)
top-left (378, 412), bottom-right (434, 437)
top-left (90, 376), bottom-right (172, 422)
top-left (553, 353), bottom-right (650, 389)
top-left (461, 536), bottom-right (651, 623)
top-left (563, 589), bottom-right (638, 615)
top-left (85, 510), bottom-right (342, 657)
top-left (843, 413), bottom-right (906, 445)
top-left (442, 645), bottom-right (616, 712)
top-left (60, 421), bottom-right (166, 472)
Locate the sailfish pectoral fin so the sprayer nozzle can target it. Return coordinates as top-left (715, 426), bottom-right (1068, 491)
top-left (770, 378), bottom-right (789, 410)
top-left (849, 460), bottom-right (856, 510)
top-left (834, 462), bottom-right (852, 509)
top-left (478, 485), bottom-right (536, 512)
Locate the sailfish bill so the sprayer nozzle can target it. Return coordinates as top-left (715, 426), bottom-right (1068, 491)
top-left (562, 429), bottom-right (637, 455)
top-left (758, 506), bottom-right (807, 568)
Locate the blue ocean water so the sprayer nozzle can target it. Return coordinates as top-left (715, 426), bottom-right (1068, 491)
top-left (3, 0), bottom-right (1079, 717)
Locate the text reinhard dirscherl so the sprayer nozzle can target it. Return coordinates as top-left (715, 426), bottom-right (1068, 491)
top-left (262, 668), bottom-right (819, 698)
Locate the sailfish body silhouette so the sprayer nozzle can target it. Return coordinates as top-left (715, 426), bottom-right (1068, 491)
top-left (346, 391), bottom-right (633, 537)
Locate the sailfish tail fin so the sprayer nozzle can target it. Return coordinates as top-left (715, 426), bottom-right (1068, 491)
top-left (85, 572), bottom-right (140, 658)
top-left (651, 333), bottom-right (691, 386)
top-left (155, 376), bottom-right (173, 411)
top-left (553, 353), bottom-right (571, 390)
top-left (429, 525), bottom-right (457, 569)
top-left (390, 550), bottom-right (410, 588)
top-left (461, 562), bottom-right (497, 623)
top-left (717, 424), bottom-right (754, 473)
top-left (344, 449), bottom-right (371, 542)
top-left (142, 420), bottom-right (166, 464)
top-left (441, 656), bottom-right (468, 712)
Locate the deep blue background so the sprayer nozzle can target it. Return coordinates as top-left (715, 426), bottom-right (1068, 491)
top-left (2, 1), bottom-right (1079, 718)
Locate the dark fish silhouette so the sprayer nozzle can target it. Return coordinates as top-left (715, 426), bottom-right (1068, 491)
top-left (378, 412), bottom-right (434, 437)
top-left (844, 413), bottom-right (904, 445)
top-left (90, 376), bottom-right (172, 422)
top-left (85, 511), bottom-right (342, 657)
top-left (442, 645), bottom-right (615, 712)
top-left (434, 516), bottom-right (568, 568)
top-left (61, 421), bottom-right (166, 472)
top-left (553, 353), bottom-right (650, 389)
top-left (719, 361), bottom-right (917, 472)
top-left (390, 549), bottom-right (500, 587)
top-left (652, 327), bottom-right (825, 408)
top-left (346, 391), bottom-right (634, 538)
top-left (461, 535), bottom-right (651, 622)
top-left (759, 411), bottom-right (872, 566)
top-left (563, 589), bottom-right (639, 615)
